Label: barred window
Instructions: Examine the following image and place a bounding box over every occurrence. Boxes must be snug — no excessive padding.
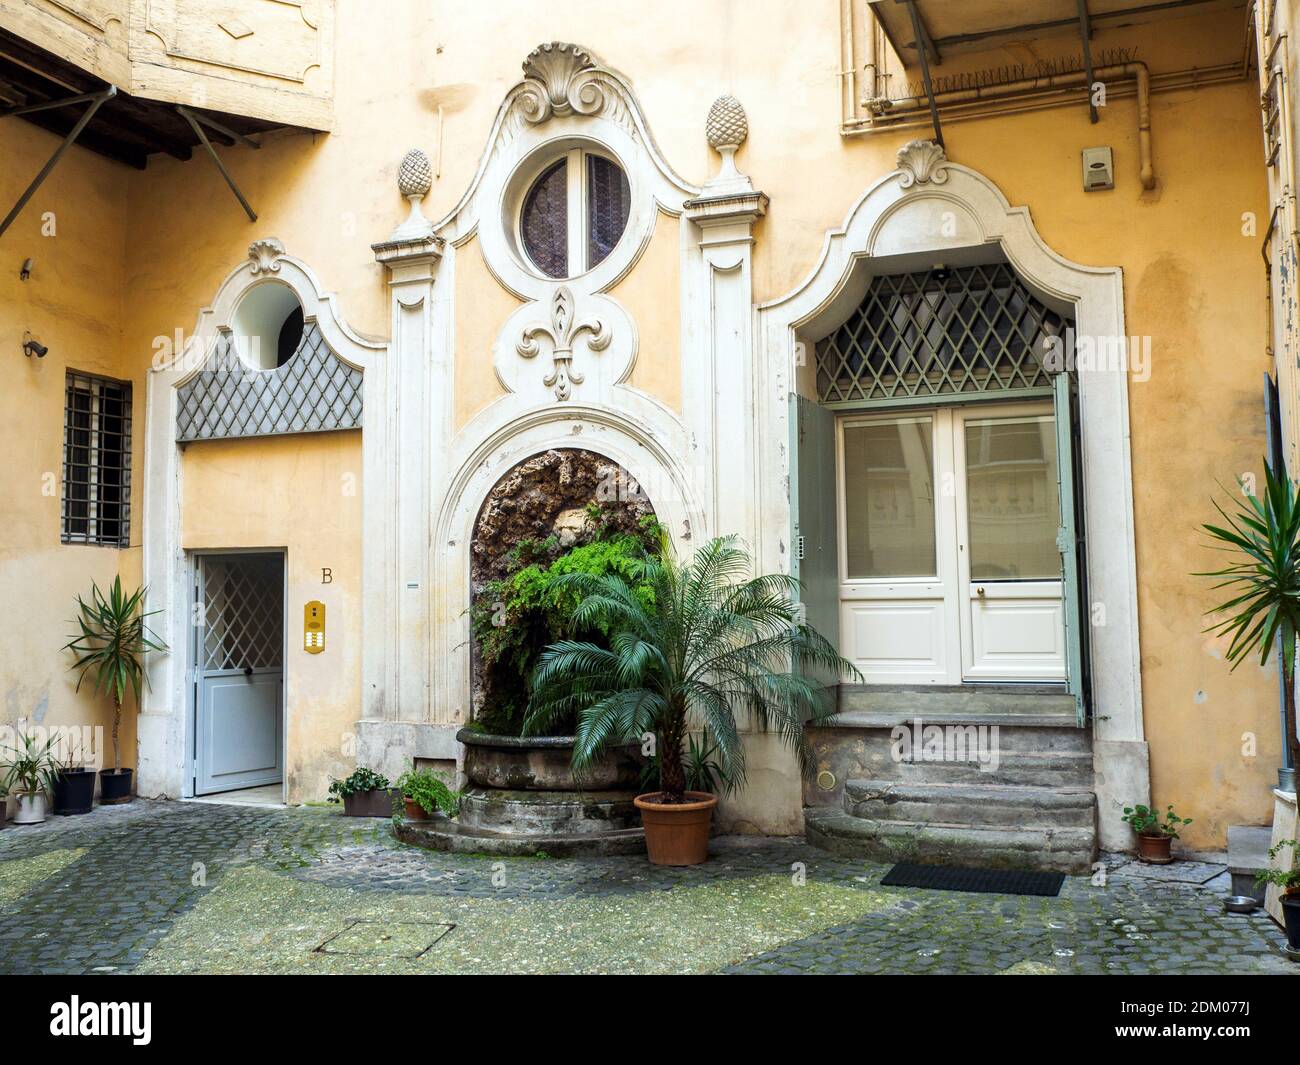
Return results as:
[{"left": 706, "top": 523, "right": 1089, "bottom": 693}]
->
[{"left": 62, "top": 371, "right": 132, "bottom": 546}]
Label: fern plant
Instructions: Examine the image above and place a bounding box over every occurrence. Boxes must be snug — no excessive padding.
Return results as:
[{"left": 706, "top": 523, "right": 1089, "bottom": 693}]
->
[
  {"left": 1199, "top": 462, "right": 1300, "bottom": 776},
  {"left": 525, "top": 535, "right": 859, "bottom": 803},
  {"left": 63, "top": 577, "right": 168, "bottom": 774}
]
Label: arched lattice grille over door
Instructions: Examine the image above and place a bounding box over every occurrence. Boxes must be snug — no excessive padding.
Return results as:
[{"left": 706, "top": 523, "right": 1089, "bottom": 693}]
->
[{"left": 814, "top": 263, "right": 1071, "bottom": 405}]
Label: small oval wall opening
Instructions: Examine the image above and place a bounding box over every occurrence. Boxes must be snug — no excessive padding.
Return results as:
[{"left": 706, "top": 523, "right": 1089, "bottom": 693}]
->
[{"left": 232, "top": 282, "right": 304, "bottom": 370}]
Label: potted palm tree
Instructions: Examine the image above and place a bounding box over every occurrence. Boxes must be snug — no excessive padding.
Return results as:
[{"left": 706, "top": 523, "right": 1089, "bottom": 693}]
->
[
  {"left": 63, "top": 577, "right": 168, "bottom": 805},
  {"left": 1199, "top": 462, "right": 1300, "bottom": 789},
  {"left": 526, "top": 535, "right": 857, "bottom": 866},
  {"left": 2, "top": 732, "right": 61, "bottom": 824}
]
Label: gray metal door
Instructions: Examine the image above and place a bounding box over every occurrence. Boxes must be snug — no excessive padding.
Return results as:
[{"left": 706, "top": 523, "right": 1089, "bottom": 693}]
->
[{"left": 195, "top": 553, "right": 283, "bottom": 794}]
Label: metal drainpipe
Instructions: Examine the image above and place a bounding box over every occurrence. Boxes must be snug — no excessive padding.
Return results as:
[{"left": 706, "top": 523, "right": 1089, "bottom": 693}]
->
[{"left": 864, "top": 62, "right": 1158, "bottom": 189}]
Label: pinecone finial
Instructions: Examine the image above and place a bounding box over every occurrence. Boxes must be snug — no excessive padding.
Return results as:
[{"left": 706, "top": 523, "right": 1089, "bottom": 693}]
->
[
  {"left": 706, "top": 94, "right": 748, "bottom": 152},
  {"left": 398, "top": 148, "right": 433, "bottom": 200}
]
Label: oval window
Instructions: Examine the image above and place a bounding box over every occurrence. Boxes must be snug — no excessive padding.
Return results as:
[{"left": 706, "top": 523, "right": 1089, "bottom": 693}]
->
[{"left": 519, "top": 149, "right": 630, "bottom": 279}]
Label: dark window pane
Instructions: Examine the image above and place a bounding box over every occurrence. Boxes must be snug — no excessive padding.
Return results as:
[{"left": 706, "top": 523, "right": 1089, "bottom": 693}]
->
[
  {"left": 587, "top": 154, "right": 629, "bottom": 268},
  {"left": 521, "top": 159, "right": 568, "bottom": 278}
]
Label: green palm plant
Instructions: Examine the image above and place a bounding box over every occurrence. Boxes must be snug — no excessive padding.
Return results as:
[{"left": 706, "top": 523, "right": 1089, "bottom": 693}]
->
[
  {"left": 1199, "top": 461, "right": 1300, "bottom": 773},
  {"left": 63, "top": 576, "right": 168, "bottom": 774},
  {"left": 524, "top": 535, "right": 859, "bottom": 802}
]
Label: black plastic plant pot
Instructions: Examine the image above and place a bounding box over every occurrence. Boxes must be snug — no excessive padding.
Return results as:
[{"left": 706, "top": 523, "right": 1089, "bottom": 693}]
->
[
  {"left": 99, "top": 768, "right": 134, "bottom": 805},
  {"left": 52, "top": 768, "right": 96, "bottom": 815},
  {"left": 1283, "top": 896, "right": 1300, "bottom": 951}
]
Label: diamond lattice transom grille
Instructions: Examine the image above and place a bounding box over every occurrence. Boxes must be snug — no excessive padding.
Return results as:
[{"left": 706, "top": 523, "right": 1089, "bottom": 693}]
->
[
  {"left": 201, "top": 555, "right": 283, "bottom": 672},
  {"left": 176, "top": 321, "right": 363, "bottom": 442},
  {"left": 814, "top": 263, "right": 1072, "bottom": 404}
]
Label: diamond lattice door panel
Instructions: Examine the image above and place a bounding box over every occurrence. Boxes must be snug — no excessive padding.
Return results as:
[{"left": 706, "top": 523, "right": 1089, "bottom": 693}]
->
[
  {"left": 196, "top": 553, "right": 283, "bottom": 795},
  {"left": 201, "top": 554, "right": 284, "bottom": 672},
  {"left": 176, "top": 322, "right": 363, "bottom": 442},
  {"left": 814, "top": 263, "right": 1072, "bottom": 405}
]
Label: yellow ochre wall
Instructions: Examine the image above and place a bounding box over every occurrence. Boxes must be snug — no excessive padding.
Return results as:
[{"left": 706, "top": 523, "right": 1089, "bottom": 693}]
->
[
  {"left": 179, "top": 433, "right": 362, "bottom": 801},
  {"left": 0, "top": 116, "right": 138, "bottom": 792},
  {"left": 0, "top": 0, "right": 1281, "bottom": 843}
]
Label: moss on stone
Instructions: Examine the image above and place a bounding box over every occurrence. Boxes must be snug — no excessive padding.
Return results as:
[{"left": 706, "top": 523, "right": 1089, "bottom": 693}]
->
[
  {"left": 137, "top": 865, "right": 894, "bottom": 974},
  {"left": 0, "top": 848, "right": 83, "bottom": 909}
]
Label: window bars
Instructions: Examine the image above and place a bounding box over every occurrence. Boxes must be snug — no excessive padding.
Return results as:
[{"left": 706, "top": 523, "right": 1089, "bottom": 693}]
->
[
  {"left": 814, "top": 262, "right": 1072, "bottom": 406},
  {"left": 62, "top": 371, "right": 132, "bottom": 546}
]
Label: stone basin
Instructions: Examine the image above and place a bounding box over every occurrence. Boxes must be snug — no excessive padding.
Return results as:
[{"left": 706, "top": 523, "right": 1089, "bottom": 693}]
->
[{"left": 457, "top": 728, "right": 643, "bottom": 791}]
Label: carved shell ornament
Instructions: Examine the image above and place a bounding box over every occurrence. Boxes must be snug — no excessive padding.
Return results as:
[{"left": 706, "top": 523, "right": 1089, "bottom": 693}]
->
[
  {"left": 516, "top": 286, "right": 611, "bottom": 401},
  {"left": 248, "top": 237, "right": 286, "bottom": 275},
  {"left": 518, "top": 41, "right": 606, "bottom": 124},
  {"left": 896, "top": 139, "right": 950, "bottom": 188}
]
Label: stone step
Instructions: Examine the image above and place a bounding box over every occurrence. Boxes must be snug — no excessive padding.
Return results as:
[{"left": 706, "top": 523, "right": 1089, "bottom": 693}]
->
[
  {"left": 842, "top": 779, "right": 1097, "bottom": 830},
  {"left": 836, "top": 685, "right": 1080, "bottom": 729},
  {"left": 395, "top": 817, "right": 646, "bottom": 857},
  {"left": 854, "top": 749, "right": 1094, "bottom": 788},
  {"left": 804, "top": 807, "right": 1095, "bottom": 875},
  {"left": 815, "top": 719, "right": 1092, "bottom": 755},
  {"left": 457, "top": 787, "right": 640, "bottom": 835}
]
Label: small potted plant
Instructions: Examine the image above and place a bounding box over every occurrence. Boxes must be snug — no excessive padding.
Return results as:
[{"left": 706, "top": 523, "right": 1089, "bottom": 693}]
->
[
  {"left": 395, "top": 767, "right": 460, "bottom": 821},
  {"left": 2, "top": 732, "right": 61, "bottom": 825},
  {"left": 63, "top": 577, "right": 168, "bottom": 805},
  {"left": 51, "top": 732, "right": 96, "bottom": 816},
  {"left": 327, "top": 767, "right": 400, "bottom": 817},
  {"left": 1122, "top": 803, "right": 1193, "bottom": 863},
  {"left": 1258, "top": 839, "right": 1300, "bottom": 950}
]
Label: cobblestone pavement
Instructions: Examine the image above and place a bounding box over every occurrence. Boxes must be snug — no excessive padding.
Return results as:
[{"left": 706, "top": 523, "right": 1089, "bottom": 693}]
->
[{"left": 0, "top": 800, "right": 1292, "bottom": 974}]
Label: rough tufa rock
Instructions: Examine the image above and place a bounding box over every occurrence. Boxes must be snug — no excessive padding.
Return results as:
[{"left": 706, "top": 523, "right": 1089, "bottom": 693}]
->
[
  {"left": 397, "top": 148, "right": 433, "bottom": 199},
  {"left": 470, "top": 448, "right": 654, "bottom": 591},
  {"left": 706, "top": 94, "right": 748, "bottom": 151},
  {"left": 469, "top": 449, "right": 656, "bottom": 722}
]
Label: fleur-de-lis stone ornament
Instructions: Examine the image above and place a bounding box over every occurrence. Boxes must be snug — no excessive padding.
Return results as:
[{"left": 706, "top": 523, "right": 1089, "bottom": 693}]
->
[{"left": 516, "top": 287, "right": 610, "bottom": 401}]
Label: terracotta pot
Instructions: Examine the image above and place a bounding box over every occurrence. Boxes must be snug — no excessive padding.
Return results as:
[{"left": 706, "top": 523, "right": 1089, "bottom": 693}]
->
[
  {"left": 403, "top": 797, "right": 431, "bottom": 821},
  {"left": 1136, "top": 832, "right": 1173, "bottom": 863},
  {"left": 634, "top": 791, "right": 717, "bottom": 866}
]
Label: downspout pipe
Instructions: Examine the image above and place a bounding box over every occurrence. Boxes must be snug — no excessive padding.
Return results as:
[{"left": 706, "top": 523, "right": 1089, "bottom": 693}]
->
[{"left": 868, "top": 62, "right": 1157, "bottom": 189}]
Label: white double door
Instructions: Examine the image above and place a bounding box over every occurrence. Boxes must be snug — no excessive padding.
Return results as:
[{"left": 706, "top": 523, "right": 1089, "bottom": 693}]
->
[{"left": 838, "top": 402, "right": 1066, "bottom": 684}]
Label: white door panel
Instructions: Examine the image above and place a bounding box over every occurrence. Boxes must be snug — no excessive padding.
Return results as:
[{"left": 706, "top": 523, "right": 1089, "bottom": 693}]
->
[
  {"left": 838, "top": 404, "right": 1066, "bottom": 688},
  {"left": 966, "top": 587, "right": 1065, "bottom": 679},
  {"left": 841, "top": 596, "right": 951, "bottom": 682}
]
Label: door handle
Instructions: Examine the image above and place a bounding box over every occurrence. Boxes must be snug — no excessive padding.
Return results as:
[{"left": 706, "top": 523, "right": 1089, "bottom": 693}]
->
[
  {"left": 243, "top": 666, "right": 253, "bottom": 677},
  {"left": 976, "top": 586, "right": 986, "bottom": 597}
]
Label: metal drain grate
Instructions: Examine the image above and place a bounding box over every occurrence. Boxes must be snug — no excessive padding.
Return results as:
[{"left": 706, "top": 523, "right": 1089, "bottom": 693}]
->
[{"left": 314, "top": 919, "right": 455, "bottom": 959}]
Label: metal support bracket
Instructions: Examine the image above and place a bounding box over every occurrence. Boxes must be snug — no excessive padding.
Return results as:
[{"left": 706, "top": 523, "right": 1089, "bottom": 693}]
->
[
  {"left": 902, "top": 0, "right": 945, "bottom": 147},
  {"left": 0, "top": 86, "right": 116, "bottom": 239},
  {"left": 176, "top": 104, "right": 260, "bottom": 222},
  {"left": 1077, "top": 0, "right": 1100, "bottom": 123}
]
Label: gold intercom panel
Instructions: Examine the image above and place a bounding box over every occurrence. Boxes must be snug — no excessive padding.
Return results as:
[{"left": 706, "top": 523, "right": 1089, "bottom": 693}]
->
[{"left": 304, "top": 601, "right": 325, "bottom": 654}]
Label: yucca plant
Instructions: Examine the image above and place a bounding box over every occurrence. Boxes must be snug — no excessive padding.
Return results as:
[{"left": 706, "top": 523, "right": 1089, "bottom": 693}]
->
[
  {"left": 1199, "top": 461, "right": 1300, "bottom": 773},
  {"left": 63, "top": 577, "right": 168, "bottom": 774},
  {"left": 524, "top": 535, "right": 858, "bottom": 802}
]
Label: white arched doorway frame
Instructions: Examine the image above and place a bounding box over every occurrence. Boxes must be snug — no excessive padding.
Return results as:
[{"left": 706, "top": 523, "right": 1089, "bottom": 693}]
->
[
  {"left": 754, "top": 145, "right": 1149, "bottom": 848},
  {"left": 137, "top": 239, "right": 386, "bottom": 799},
  {"left": 425, "top": 390, "right": 705, "bottom": 733}
]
